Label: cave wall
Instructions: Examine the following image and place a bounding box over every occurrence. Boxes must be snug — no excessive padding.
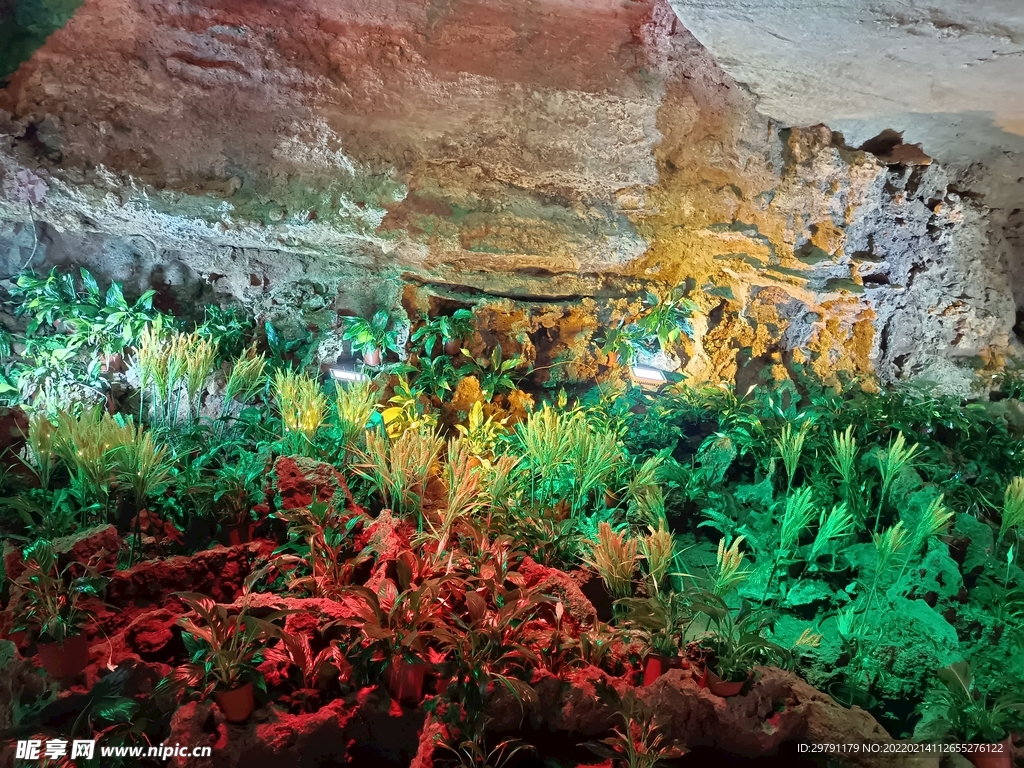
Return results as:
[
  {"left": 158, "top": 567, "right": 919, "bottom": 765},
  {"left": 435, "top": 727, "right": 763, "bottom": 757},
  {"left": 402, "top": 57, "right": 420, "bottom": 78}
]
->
[{"left": 0, "top": 0, "right": 1018, "bottom": 394}]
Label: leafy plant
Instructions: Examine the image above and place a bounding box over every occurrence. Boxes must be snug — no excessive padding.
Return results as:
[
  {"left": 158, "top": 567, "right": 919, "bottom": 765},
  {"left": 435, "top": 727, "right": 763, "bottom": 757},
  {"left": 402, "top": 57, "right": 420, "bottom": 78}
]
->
[
  {"left": 998, "top": 476, "right": 1024, "bottom": 548},
  {"left": 155, "top": 587, "right": 291, "bottom": 698},
  {"left": 197, "top": 305, "right": 254, "bottom": 361},
  {"left": 455, "top": 401, "right": 507, "bottom": 460},
  {"left": 356, "top": 423, "right": 444, "bottom": 526},
  {"left": 272, "top": 501, "right": 369, "bottom": 599},
  {"left": 632, "top": 288, "right": 699, "bottom": 355},
  {"left": 412, "top": 309, "right": 475, "bottom": 358},
  {"left": 583, "top": 522, "right": 638, "bottom": 600},
  {"left": 919, "top": 661, "right": 1024, "bottom": 744},
  {"left": 689, "top": 592, "right": 791, "bottom": 682},
  {"left": 342, "top": 309, "right": 404, "bottom": 361},
  {"left": 584, "top": 688, "right": 687, "bottom": 768},
  {"left": 273, "top": 368, "right": 328, "bottom": 453},
  {"left": 459, "top": 345, "right": 524, "bottom": 402},
  {"left": 616, "top": 591, "right": 690, "bottom": 658},
  {"left": 10, "top": 540, "right": 107, "bottom": 644}
]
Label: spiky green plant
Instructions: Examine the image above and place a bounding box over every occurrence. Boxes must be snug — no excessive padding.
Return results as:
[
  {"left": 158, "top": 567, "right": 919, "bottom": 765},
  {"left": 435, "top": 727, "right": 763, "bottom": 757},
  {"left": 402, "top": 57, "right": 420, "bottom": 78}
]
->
[
  {"left": 25, "top": 411, "right": 55, "bottom": 490},
  {"left": 712, "top": 536, "right": 748, "bottom": 596},
  {"left": 631, "top": 484, "right": 668, "bottom": 530},
  {"left": 116, "top": 425, "right": 172, "bottom": 514},
  {"left": 999, "top": 477, "right": 1024, "bottom": 547},
  {"left": 274, "top": 369, "right": 328, "bottom": 451},
  {"left": 184, "top": 334, "right": 218, "bottom": 414},
  {"left": 481, "top": 454, "right": 523, "bottom": 520},
  {"left": 763, "top": 486, "right": 816, "bottom": 603},
  {"left": 639, "top": 524, "right": 674, "bottom": 594},
  {"left": 568, "top": 423, "right": 623, "bottom": 513},
  {"left": 333, "top": 380, "right": 379, "bottom": 461},
  {"left": 223, "top": 343, "right": 267, "bottom": 405},
  {"left": 809, "top": 502, "right": 854, "bottom": 563},
  {"left": 356, "top": 423, "right": 444, "bottom": 528},
  {"left": 873, "top": 432, "right": 920, "bottom": 534},
  {"left": 623, "top": 454, "right": 664, "bottom": 506},
  {"left": 859, "top": 521, "right": 910, "bottom": 632},
  {"left": 583, "top": 522, "right": 638, "bottom": 600},
  {"left": 52, "top": 408, "right": 134, "bottom": 520},
  {"left": 828, "top": 425, "right": 859, "bottom": 506},
  {"left": 774, "top": 420, "right": 811, "bottom": 490},
  {"left": 912, "top": 494, "right": 954, "bottom": 553},
  {"left": 423, "top": 438, "right": 487, "bottom": 557}
]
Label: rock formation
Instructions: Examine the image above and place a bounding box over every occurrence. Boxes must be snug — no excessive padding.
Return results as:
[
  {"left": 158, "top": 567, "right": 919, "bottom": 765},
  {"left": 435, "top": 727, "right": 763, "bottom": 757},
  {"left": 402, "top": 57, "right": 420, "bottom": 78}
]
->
[{"left": 0, "top": 0, "right": 1020, "bottom": 394}]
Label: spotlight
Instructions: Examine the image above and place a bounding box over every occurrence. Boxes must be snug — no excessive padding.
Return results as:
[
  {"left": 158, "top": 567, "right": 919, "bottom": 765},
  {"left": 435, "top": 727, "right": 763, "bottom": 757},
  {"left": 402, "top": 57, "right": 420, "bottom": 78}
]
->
[
  {"left": 630, "top": 365, "right": 668, "bottom": 384},
  {"left": 328, "top": 367, "right": 370, "bottom": 383}
]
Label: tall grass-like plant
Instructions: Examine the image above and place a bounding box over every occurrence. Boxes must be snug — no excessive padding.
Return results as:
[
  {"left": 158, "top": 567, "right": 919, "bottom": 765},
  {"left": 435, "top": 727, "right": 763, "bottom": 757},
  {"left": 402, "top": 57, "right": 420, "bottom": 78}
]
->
[
  {"left": 774, "top": 420, "right": 811, "bottom": 490},
  {"left": 639, "top": 524, "right": 674, "bottom": 594},
  {"left": 809, "top": 502, "right": 854, "bottom": 563},
  {"left": 356, "top": 424, "right": 444, "bottom": 528},
  {"left": 273, "top": 369, "right": 328, "bottom": 453},
  {"left": 763, "top": 487, "right": 816, "bottom": 603},
  {"left": 631, "top": 485, "right": 668, "bottom": 530},
  {"left": 873, "top": 432, "right": 920, "bottom": 534},
  {"left": 712, "top": 536, "right": 748, "bottom": 596},
  {"left": 117, "top": 425, "right": 173, "bottom": 563},
  {"left": 858, "top": 521, "right": 910, "bottom": 633},
  {"left": 52, "top": 408, "right": 134, "bottom": 521},
  {"left": 333, "top": 381, "right": 379, "bottom": 461},
  {"left": 583, "top": 522, "right": 638, "bottom": 600},
  {"left": 223, "top": 343, "right": 267, "bottom": 406},
  {"left": 998, "top": 477, "right": 1024, "bottom": 548},
  {"left": 568, "top": 424, "right": 622, "bottom": 513},
  {"left": 829, "top": 426, "right": 859, "bottom": 508},
  {"left": 184, "top": 335, "right": 218, "bottom": 415},
  {"left": 421, "top": 438, "right": 487, "bottom": 558},
  {"left": 25, "top": 411, "right": 55, "bottom": 490}
]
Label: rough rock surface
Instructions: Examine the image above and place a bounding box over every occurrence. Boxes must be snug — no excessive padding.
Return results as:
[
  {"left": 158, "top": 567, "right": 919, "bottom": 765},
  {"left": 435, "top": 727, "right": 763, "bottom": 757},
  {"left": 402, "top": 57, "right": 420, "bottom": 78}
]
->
[{"left": 0, "top": 0, "right": 1019, "bottom": 394}]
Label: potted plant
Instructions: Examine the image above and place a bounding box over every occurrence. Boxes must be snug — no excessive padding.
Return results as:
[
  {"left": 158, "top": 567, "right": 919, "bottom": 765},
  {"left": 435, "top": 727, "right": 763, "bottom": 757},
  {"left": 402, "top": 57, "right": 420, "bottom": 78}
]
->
[
  {"left": 454, "top": 401, "right": 508, "bottom": 467},
  {"left": 342, "top": 309, "right": 403, "bottom": 366},
  {"left": 155, "top": 590, "right": 292, "bottom": 722},
  {"left": 594, "top": 321, "right": 639, "bottom": 368},
  {"left": 616, "top": 593, "right": 689, "bottom": 686},
  {"left": 412, "top": 309, "right": 476, "bottom": 358},
  {"left": 10, "top": 540, "right": 107, "bottom": 680},
  {"left": 689, "top": 592, "right": 791, "bottom": 697},
  {"left": 918, "top": 660, "right": 1024, "bottom": 768},
  {"left": 342, "top": 577, "right": 454, "bottom": 705},
  {"left": 211, "top": 451, "right": 266, "bottom": 545},
  {"left": 633, "top": 288, "right": 699, "bottom": 357}
]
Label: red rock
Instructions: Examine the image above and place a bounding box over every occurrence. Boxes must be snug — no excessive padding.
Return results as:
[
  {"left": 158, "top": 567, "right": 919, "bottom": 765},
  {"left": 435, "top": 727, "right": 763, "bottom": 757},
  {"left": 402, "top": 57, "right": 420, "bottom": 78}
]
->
[
  {"left": 273, "top": 456, "right": 352, "bottom": 511},
  {"left": 520, "top": 557, "right": 598, "bottom": 629},
  {"left": 3, "top": 524, "right": 120, "bottom": 582}
]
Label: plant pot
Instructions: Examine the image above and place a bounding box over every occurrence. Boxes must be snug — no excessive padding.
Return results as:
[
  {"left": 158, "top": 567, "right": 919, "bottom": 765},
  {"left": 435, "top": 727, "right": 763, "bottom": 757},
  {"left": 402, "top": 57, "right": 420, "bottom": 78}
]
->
[
  {"left": 466, "top": 455, "right": 483, "bottom": 471},
  {"left": 604, "top": 490, "right": 619, "bottom": 508},
  {"left": 223, "top": 521, "right": 253, "bottom": 546},
  {"left": 38, "top": 634, "right": 90, "bottom": 680},
  {"left": 827, "top": 681, "right": 877, "bottom": 710},
  {"left": 965, "top": 739, "right": 1013, "bottom": 768},
  {"left": 606, "top": 351, "right": 619, "bottom": 367},
  {"left": 386, "top": 660, "right": 428, "bottom": 704},
  {"left": 699, "top": 667, "right": 745, "bottom": 697},
  {"left": 444, "top": 338, "right": 463, "bottom": 356},
  {"left": 214, "top": 682, "right": 255, "bottom": 723},
  {"left": 362, "top": 348, "right": 382, "bottom": 367},
  {"left": 642, "top": 654, "right": 669, "bottom": 686}
]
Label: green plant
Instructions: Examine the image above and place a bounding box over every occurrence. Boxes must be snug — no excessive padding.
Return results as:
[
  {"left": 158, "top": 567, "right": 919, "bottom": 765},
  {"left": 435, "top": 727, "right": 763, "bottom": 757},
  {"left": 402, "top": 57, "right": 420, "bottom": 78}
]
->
[
  {"left": 808, "top": 502, "right": 854, "bottom": 565},
  {"left": 273, "top": 368, "right": 328, "bottom": 453},
  {"left": 998, "top": 476, "right": 1024, "bottom": 548},
  {"left": 332, "top": 380, "right": 378, "bottom": 461},
  {"left": 616, "top": 591, "right": 690, "bottom": 658},
  {"left": 638, "top": 524, "right": 675, "bottom": 594},
  {"left": 154, "top": 586, "right": 291, "bottom": 698},
  {"left": 342, "top": 309, "right": 404, "bottom": 361},
  {"left": 689, "top": 592, "right": 792, "bottom": 682},
  {"left": 762, "top": 486, "right": 816, "bottom": 603},
  {"left": 455, "top": 401, "right": 507, "bottom": 459},
  {"left": 595, "top": 321, "right": 641, "bottom": 367},
  {"left": 436, "top": 731, "right": 534, "bottom": 768},
  {"left": 381, "top": 377, "right": 436, "bottom": 438},
  {"left": 23, "top": 410, "right": 55, "bottom": 490},
  {"left": 919, "top": 661, "right": 1024, "bottom": 744},
  {"left": 197, "top": 305, "right": 254, "bottom": 361},
  {"left": 355, "top": 423, "right": 444, "bottom": 526},
  {"left": 774, "top": 420, "right": 811, "bottom": 491},
  {"left": 711, "top": 536, "right": 749, "bottom": 596},
  {"left": 412, "top": 309, "right": 475, "bottom": 358},
  {"left": 10, "top": 540, "right": 107, "bottom": 644},
  {"left": 210, "top": 451, "right": 266, "bottom": 527},
  {"left": 223, "top": 343, "right": 267, "bottom": 406},
  {"left": 415, "top": 354, "right": 460, "bottom": 400},
  {"left": 584, "top": 688, "right": 687, "bottom": 768},
  {"left": 583, "top": 522, "right": 638, "bottom": 600},
  {"left": 459, "top": 345, "right": 524, "bottom": 401},
  {"left": 52, "top": 407, "right": 134, "bottom": 520},
  {"left": 632, "top": 288, "right": 699, "bottom": 355},
  {"left": 272, "top": 500, "right": 370, "bottom": 599},
  {"left": 873, "top": 432, "right": 920, "bottom": 534},
  {"left": 828, "top": 426, "right": 859, "bottom": 504}
]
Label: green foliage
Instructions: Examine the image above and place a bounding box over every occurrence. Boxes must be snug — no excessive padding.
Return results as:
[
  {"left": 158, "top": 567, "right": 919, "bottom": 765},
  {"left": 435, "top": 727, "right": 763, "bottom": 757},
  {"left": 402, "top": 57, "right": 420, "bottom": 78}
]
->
[
  {"left": 10, "top": 539, "right": 107, "bottom": 643},
  {"left": 459, "top": 345, "right": 525, "bottom": 401},
  {"left": 342, "top": 309, "right": 404, "bottom": 360},
  {"left": 919, "top": 660, "right": 1024, "bottom": 743},
  {"left": 411, "top": 309, "right": 475, "bottom": 358},
  {"left": 583, "top": 688, "right": 687, "bottom": 768},
  {"left": 689, "top": 592, "right": 792, "bottom": 682},
  {"left": 197, "top": 305, "right": 254, "bottom": 361}
]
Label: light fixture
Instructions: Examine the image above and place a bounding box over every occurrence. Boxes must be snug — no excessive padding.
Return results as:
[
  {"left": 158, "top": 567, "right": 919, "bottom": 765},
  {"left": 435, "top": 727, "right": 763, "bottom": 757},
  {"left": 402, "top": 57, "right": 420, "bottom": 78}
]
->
[
  {"left": 328, "top": 367, "right": 370, "bottom": 383},
  {"left": 630, "top": 365, "right": 668, "bottom": 384}
]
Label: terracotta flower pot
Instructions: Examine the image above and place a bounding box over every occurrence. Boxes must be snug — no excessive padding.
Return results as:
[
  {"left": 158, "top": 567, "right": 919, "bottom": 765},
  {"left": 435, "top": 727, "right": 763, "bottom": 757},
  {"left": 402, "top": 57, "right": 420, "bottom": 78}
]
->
[
  {"left": 38, "top": 634, "right": 90, "bottom": 680},
  {"left": 224, "top": 521, "right": 253, "bottom": 546},
  {"left": 444, "top": 338, "right": 463, "bottom": 356},
  {"left": 386, "top": 660, "right": 428, "bottom": 704},
  {"left": 606, "top": 351, "right": 619, "bottom": 367},
  {"left": 466, "top": 455, "right": 483, "bottom": 471},
  {"left": 214, "top": 682, "right": 255, "bottom": 723},
  {"left": 363, "top": 348, "right": 382, "bottom": 367},
  {"left": 604, "top": 489, "right": 619, "bottom": 508},
  {"left": 642, "top": 654, "right": 670, "bottom": 686},
  {"left": 699, "top": 667, "right": 745, "bottom": 697},
  {"left": 966, "top": 739, "right": 1013, "bottom": 768}
]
